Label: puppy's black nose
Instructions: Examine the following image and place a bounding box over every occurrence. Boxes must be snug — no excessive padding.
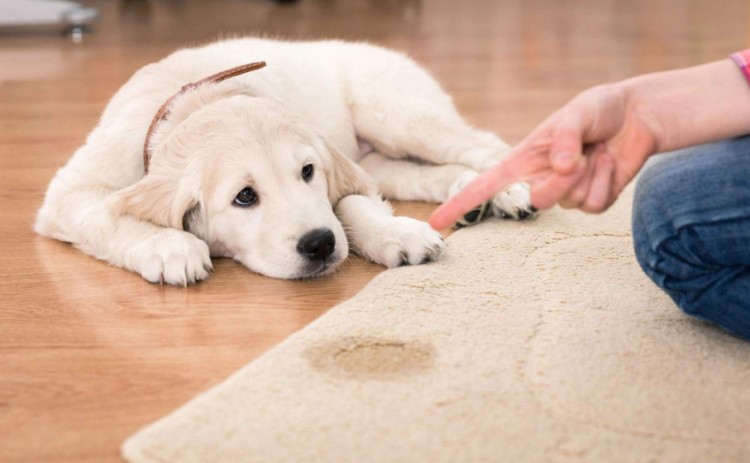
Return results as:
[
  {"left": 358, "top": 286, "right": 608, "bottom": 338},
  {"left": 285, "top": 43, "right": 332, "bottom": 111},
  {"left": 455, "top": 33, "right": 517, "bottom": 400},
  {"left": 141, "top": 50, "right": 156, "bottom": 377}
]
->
[{"left": 297, "top": 228, "right": 336, "bottom": 261}]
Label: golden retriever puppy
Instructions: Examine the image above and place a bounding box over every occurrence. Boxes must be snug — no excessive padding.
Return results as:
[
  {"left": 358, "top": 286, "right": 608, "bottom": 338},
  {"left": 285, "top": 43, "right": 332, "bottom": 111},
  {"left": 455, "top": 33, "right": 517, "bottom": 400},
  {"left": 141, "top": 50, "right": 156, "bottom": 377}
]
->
[{"left": 35, "top": 38, "right": 534, "bottom": 285}]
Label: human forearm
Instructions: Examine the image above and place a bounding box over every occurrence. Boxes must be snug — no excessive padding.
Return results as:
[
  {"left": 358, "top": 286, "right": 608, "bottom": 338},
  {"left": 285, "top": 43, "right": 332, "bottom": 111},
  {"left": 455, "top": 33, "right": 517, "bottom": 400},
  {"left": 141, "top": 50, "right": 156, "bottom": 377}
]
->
[{"left": 624, "top": 59, "right": 750, "bottom": 153}]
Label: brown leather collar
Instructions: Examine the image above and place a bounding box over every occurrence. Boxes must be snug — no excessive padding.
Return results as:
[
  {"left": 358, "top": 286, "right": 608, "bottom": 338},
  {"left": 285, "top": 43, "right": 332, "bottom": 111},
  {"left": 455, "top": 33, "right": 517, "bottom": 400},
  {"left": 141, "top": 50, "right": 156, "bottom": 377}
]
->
[{"left": 142, "top": 61, "right": 267, "bottom": 174}]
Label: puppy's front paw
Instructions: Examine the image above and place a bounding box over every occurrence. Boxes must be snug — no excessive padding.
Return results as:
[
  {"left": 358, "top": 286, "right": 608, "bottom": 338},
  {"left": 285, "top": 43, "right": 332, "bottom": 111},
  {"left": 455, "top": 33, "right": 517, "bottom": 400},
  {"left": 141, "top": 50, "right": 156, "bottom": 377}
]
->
[
  {"left": 362, "top": 217, "right": 444, "bottom": 268},
  {"left": 490, "top": 182, "right": 537, "bottom": 221},
  {"left": 132, "top": 229, "right": 212, "bottom": 286}
]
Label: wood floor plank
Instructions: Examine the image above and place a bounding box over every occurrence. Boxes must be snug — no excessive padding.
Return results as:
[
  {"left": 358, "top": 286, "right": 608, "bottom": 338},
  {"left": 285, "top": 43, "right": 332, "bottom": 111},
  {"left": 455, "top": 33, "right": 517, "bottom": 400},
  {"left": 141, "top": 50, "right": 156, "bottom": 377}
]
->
[{"left": 1, "top": 0, "right": 747, "bottom": 461}]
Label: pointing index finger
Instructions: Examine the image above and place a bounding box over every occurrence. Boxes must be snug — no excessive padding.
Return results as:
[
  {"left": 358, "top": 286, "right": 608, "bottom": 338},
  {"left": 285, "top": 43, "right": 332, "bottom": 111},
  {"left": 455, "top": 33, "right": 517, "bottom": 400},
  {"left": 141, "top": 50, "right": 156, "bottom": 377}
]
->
[
  {"left": 428, "top": 159, "right": 519, "bottom": 230},
  {"left": 428, "top": 140, "right": 552, "bottom": 230}
]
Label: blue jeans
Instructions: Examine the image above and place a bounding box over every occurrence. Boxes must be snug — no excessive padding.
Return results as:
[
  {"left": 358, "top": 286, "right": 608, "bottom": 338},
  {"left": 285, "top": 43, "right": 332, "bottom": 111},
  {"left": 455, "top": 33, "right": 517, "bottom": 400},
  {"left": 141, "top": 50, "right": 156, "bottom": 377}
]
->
[{"left": 632, "top": 136, "right": 750, "bottom": 340}]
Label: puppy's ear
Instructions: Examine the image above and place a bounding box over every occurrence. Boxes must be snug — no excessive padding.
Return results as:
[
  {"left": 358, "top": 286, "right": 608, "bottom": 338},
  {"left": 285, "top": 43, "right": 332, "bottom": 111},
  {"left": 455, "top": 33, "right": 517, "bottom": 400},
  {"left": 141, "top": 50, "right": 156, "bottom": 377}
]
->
[
  {"left": 111, "top": 174, "right": 202, "bottom": 232},
  {"left": 321, "top": 141, "right": 378, "bottom": 204},
  {"left": 181, "top": 201, "right": 207, "bottom": 237}
]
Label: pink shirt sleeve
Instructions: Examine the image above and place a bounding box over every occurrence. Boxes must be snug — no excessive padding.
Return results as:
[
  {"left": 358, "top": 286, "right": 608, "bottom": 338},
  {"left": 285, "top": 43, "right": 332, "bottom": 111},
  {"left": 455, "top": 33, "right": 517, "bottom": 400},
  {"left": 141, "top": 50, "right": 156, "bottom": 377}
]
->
[{"left": 730, "top": 49, "right": 750, "bottom": 85}]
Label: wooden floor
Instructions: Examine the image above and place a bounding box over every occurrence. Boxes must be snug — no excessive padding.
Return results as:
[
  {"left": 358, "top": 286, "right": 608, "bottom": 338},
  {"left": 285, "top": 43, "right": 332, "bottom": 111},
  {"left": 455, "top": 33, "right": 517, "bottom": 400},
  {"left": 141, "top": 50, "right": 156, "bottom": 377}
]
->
[{"left": 1, "top": 0, "right": 747, "bottom": 461}]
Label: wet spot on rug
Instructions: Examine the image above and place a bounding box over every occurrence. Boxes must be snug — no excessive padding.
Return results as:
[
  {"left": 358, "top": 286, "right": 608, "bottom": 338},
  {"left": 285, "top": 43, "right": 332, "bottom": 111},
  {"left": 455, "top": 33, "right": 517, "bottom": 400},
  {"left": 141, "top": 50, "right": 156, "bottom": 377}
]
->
[{"left": 306, "top": 337, "right": 434, "bottom": 380}]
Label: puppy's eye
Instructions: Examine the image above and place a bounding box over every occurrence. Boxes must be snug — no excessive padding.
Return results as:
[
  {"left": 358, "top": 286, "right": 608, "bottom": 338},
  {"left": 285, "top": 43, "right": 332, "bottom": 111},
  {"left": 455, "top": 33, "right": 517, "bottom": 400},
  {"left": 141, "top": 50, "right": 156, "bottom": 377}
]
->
[
  {"left": 234, "top": 187, "right": 258, "bottom": 207},
  {"left": 301, "top": 163, "right": 314, "bottom": 182}
]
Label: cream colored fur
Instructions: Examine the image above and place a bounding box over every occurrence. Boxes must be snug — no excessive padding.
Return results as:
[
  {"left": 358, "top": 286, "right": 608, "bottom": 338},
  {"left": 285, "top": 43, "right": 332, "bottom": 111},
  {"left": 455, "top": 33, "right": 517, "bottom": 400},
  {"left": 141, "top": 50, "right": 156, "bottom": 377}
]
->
[{"left": 35, "top": 38, "right": 533, "bottom": 285}]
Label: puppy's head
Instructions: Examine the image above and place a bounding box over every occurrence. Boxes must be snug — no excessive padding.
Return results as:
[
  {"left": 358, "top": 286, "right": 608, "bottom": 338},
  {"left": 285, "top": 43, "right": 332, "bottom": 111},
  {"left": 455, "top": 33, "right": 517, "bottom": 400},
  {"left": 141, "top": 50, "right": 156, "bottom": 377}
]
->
[{"left": 113, "top": 94, "right": 374, "bottom": 279}]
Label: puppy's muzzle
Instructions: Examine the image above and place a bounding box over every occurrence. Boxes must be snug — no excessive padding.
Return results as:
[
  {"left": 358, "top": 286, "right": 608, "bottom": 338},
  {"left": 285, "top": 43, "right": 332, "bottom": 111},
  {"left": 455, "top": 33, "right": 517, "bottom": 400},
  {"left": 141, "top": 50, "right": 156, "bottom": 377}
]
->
[{"left": 297, "top": 228, "right": 336, "bottom": 262}]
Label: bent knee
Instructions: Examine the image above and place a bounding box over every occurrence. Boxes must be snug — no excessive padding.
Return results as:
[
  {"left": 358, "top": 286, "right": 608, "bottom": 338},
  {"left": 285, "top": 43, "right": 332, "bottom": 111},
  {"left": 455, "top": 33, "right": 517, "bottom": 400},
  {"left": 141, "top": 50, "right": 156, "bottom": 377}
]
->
[{"left": 632, "top": 185, "right": 750, "bottom": 339}]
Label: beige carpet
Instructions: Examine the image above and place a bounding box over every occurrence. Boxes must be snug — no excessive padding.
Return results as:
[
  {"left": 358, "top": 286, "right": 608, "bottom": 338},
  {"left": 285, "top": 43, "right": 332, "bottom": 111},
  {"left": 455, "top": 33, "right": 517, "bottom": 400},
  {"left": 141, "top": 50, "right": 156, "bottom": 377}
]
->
[{"left": 122, "top": 187, "right": 750, "bottom": 463}]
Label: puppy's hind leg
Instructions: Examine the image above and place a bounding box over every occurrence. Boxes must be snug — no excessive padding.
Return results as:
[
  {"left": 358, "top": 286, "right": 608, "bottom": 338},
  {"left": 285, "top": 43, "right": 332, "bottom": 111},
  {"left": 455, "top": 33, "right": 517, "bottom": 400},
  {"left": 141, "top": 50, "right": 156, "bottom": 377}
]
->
[
  {"left": 353, "top": 96, "right": 508, "bottom": 173},
  {"left": 352, "top": 97, "right": 536, "bottom": 221}
]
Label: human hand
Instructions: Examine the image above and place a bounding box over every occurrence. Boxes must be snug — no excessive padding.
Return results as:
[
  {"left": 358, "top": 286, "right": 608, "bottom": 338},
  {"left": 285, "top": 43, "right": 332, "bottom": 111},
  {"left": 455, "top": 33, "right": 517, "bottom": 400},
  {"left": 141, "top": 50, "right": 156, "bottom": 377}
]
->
[{"left": 429, "top": 82, "right": 660, "bottom": 229}]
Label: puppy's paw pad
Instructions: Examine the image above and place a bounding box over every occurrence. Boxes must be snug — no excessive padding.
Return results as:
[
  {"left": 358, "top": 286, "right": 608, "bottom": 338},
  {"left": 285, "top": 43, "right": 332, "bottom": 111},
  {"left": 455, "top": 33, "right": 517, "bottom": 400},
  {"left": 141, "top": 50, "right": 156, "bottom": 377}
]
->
[
  {"left": 134, "top": 230, "right": 212, "bottom": 286},
  {"left": 453, "top": 201, "right": 490, "bottom": 229},
  {"left": 491, "top": 182, "right": 537, "bottom": 221}
]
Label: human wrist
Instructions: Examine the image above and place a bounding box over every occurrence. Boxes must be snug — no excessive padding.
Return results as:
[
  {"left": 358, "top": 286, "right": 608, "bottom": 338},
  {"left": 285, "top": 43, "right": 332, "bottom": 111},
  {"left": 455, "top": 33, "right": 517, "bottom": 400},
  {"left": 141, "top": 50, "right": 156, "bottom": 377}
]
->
[
  {"left": 622, "top": 60, "right": 750, "bottom": 153},
  {"left": 618, "top": 75, "right": 666, "bottom": 153}
]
